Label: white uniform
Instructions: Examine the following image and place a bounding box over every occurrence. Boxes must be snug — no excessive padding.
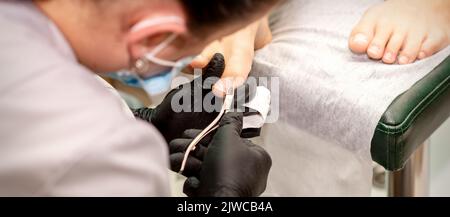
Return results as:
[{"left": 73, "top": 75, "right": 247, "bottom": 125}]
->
[{"left": 0, "top": 1, "right": 170, "bottom": 196}]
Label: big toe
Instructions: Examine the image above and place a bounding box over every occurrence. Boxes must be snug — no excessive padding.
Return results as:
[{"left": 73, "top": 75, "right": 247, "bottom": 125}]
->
[{"left": 349, "top": 33, "right": 371, "bottom": 54}]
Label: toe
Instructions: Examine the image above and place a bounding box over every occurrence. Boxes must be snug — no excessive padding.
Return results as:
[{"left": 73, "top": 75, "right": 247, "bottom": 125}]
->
[
  {"left": 349, "top": 33, "right": 372, "bottom": 54},
  {"left": 419, "top": 31, "right": 449, "bottom": 60},
  {"left": 382, "top": 31, "right": 406, "bottom": 64},
  {"left": 349, "top": 11, "right": 377, "bottom": 54},
  {"left": 399, "top": 31, "right": 426, "bottom": 64},
  {"left": 367, "top": 23, "right": 393, "bottom": 60}
]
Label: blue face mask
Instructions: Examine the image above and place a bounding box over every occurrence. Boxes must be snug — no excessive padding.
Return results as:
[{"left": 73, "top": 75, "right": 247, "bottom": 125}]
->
[
  {"left": 107, "top": 16, "right": 194, "bottom": 97},
  {"left": 108, "top": 55, "right": 194, "bottom": 96}
]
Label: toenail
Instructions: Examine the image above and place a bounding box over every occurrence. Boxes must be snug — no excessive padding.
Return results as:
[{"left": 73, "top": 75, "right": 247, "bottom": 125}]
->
[
  {"left": 383, "top": 52, "right": 393, "bottom": 62},
  {"left": 399, "top": 55, "right": 409, "bottom": 64},
  {"left": 353, "top": 33, "right": 368, "bottom": 45},
  {"left": 418, "top": 51, "right": 426, "bottom": 59},
  {"left": 368, "top": 45, "right": 380, "bottom": 56}
]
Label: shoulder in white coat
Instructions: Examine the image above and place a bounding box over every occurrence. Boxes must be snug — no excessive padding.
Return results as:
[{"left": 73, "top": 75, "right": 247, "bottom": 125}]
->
[{"left": 0, "top": 1, "right": 170, "bottom": 196}]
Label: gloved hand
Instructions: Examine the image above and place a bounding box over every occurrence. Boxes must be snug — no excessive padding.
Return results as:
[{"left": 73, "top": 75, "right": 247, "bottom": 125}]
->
[
  {"left": 169, "top": 112, "right": 272, "bottom": 197},
  {"left": 132, "top": 54, "right": 256, "bottom": 143}
]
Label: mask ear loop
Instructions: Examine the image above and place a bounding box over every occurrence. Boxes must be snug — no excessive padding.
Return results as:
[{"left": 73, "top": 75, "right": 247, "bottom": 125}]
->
[
  {"left": 130, "top": 16, "right": 183, "bottom": 71},
  {"left": 143, "top": 33, "right": 178, "bottom": 67},
  {"left": 133, "top": 33, "right": 178, "bottom": 74}
]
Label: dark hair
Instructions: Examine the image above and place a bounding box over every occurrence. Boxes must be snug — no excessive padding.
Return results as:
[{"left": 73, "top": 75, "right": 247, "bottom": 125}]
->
[{"left": 180, "top": 0, "right": 280, "bottom": 31}]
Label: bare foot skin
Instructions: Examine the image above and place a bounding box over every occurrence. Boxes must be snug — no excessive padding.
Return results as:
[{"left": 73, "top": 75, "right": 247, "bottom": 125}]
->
[
  {"left": 349, "top": 0, "right": 450, "bottom": 64},
  {"left": 190, "top": 16, "right": 272, "bottom": 96}
]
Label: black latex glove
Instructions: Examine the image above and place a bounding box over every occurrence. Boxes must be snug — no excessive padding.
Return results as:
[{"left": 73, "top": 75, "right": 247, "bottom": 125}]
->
[
  {"left": 132, "top": 53, "right": 256, "bottom": 143},
  {"left": 170, "top": 112, "right": 272, "bottom": 197}
]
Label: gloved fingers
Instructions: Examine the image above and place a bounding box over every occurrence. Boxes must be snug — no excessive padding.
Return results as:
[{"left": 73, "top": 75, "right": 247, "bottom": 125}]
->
[
  {"left": 218, "top": 112, "right": 244, "bottom": 134},
  {"left": 192, "top": 53, "right": 224, "bottom": 100},
  {"left": 169, "top": 138, "right": 208, "bottom": 160},
  {"left": 190, "top": 41, "right": 224, "bottom": 69},
  {"left": 131, "top": 107, "right": 154, "bottom": 123},
  {"left": 169, "top": 138, "right": 192, "bottom": 153},
  {"left": 182, "top": 129, "right": 201, "bottom": 138},
  {"left": 243, "top": 140, "right": 272, "bottom": 169},
  {"left": 183, "top": 176, "right": 201, "bottom": 197},
  {"left": 183, "top": 129, "right": 215, "bottom": 146},
  {"left": 170, "top": 153, "right": 203, "bottom": 177},
  {"left": 201, "top": 53, "right": 225, "bottom": 85}
]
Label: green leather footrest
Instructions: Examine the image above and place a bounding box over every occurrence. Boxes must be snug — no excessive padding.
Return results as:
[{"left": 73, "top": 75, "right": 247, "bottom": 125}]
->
[{"left": 371, "top": 55, "right": 450, "bottom": 171}]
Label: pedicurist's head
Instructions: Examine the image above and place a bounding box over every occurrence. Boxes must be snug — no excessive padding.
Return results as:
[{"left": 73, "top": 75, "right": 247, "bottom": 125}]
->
[{"left": 34, "top": 0, "right": 281, "bottom": 76}]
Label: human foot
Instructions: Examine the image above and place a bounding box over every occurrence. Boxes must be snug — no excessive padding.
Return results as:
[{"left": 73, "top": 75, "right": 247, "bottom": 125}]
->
[{"left": 349, "top": 0, "right": 450, "bottom": 64}]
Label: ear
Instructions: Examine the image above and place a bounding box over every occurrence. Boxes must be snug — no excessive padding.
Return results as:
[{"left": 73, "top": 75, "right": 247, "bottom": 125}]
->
[{"left": 127, "top": 15, "right": 188, "bottom": 60}]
